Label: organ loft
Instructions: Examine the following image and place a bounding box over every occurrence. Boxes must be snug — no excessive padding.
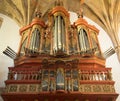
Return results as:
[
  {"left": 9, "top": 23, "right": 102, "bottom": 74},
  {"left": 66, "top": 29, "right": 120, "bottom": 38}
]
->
[{"left": 1, "top": 0, "right": 118, "bottom": 101}]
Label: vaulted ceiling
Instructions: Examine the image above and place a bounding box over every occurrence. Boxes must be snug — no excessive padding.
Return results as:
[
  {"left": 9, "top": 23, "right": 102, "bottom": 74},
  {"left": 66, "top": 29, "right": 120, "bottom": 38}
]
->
[{"left": 0, "top": 0, "right": 120, "bottom": 62}]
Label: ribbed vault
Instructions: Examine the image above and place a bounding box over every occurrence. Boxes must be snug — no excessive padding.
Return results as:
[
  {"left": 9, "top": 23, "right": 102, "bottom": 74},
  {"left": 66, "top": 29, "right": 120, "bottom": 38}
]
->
[{"left": 0, "top": 17, "right": 3, "bottom": 28}]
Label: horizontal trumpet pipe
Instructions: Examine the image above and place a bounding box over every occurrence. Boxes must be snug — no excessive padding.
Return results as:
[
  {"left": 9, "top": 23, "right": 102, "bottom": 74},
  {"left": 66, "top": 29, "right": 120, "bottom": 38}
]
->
[
  {"left": 4, "top": 50, "right": 16, "bottom": 59},
  {"left": 3, "top": 51, "right": 15, "bottom": 59},
  {"left": 7, "top": 46, "right": 17, "bottom": 55},
  {"left": 5, "top": 48, "right": 17, "bottom": 57}
]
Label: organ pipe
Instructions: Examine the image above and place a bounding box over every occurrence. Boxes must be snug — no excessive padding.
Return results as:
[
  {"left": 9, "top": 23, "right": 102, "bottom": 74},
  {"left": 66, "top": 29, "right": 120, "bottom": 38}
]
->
[
  {"left": 20, "top": 37, "right": 27, "bottom": 55},
  {"left": 29, "top": 28, "right": 41, "bottom": 53},
  {"left": 61, "top": 18, "right": 65, "bottom": 51},
  {"left": 29, "top": 30, "right": 34, "bottom": 51},
  {"left": 34, "top": 29, "right": 38, "bottom": 51},
  {"left": 103, "top": 47, "right": 115, "bottom": 58},
  {"left": 82, "top": 29, "right": 86, "bottom": 52},
  {"left": 78, "top": 28, "right": 90, "bottom": 53},
  {"left": 3, "top": 46, "right": 17, "bottom": 59},
  {"left": 40, "top": 29, "right": 44, "bottom": 53},
  {"left": 53, "top": 16, "right": 58, "bottom": 52},
  {"left": 37, "top": 31, "right": 40, "bottom": 51},
  {"left": 5, "top": 49, "right": 16, "bottom": 58},
  {"left": 84, "top": 33, "right": 90, "bottom": 51},
  {"left": 7, "top": 46, "right": 17, "bottom": 56},
  {"left": 57, "top": 15, "right": 62, "bottom": 50},
  {"left": 35, "top": 29, "right": 40, "bottom": 52},
  {"left": 78, "top": 29, "right": 84, "bottom": 52},
  {"left": 80, "top": 29, "right": 84, "bottom": 51},
  {"left": 32, "top": 29, "right": 37, "bottom": 51},
  {"left": 53, "top": 15, "right": 66, "bottom": 53},
  {"left": 3, "top": 51, "right": 14, "bottom": 59}
]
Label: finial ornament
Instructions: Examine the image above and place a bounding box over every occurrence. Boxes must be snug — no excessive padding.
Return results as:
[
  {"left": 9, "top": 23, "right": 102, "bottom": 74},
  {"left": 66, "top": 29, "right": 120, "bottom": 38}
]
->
[
  {"left": 80, "top": 0, "right": 84, "bottom": 5},
  {"left": 35, "top": 10, "right": 42, "bottom": 18},
  {"left": 55, "top": 0, "right": 63, "bottom": 6},
  {"left": 77, "top": 8, "right": 83, "bottom": 18}
]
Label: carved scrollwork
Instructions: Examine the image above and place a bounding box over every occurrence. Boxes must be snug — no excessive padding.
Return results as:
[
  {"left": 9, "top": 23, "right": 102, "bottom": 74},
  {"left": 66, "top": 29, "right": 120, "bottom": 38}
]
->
[
  {"left": 72, "top": 59, "right": 79, "bottom": 68},
  {"left": 93, "top": 85, "right": 101, "bottom": 92},
  {"left": 84, "top": 85, "right": 91, "bottom": 92},
  {"left": 19, "top": 85, "right": 27, "bottom": 92},
  {"left": 42, "top": 59, "right": 48, "bottom": 68},
  {"left": 9, "top": 85, "right": 17, "bottom": 92},
  {"left": 29, "top": 85, "right": 36, "bottom": 92}
]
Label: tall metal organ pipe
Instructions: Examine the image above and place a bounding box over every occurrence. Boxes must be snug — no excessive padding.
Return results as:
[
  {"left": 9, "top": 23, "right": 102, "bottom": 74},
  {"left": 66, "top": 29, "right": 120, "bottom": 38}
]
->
[
  {"left": 84, "top": 32, "right": 90, "bottom": 51},
  {"left": 53, "top": 15, "right": 66, "bottom": 53},
  {"left": 78, "top": 29, "right": 85, "bottom": 52},
  {"left": 61, "top": 18, "right": 65, "bottom": 51},
  {"left": 30, "top": 30, "right": 35, "bottom": 51},
  {"left": 81, "top": 29, "right": 86, "bottom": 52},
  {"left": 34, "top": 29, "right": 40, "bottom": 52},
  {"left": 53, "top": 16, "right": 58, "bottom": 52},
  {"left": 29, "top": 28, "right": 40, "bottom": 53},
  {"left": 34, "top": 30, "right": 38, "bottom": 51},
  {"left": 57, "top": 16, "right": 62, "bottom": 50},
  {"left": 78, "top": 29, "right": 90, "bottom": 53}
]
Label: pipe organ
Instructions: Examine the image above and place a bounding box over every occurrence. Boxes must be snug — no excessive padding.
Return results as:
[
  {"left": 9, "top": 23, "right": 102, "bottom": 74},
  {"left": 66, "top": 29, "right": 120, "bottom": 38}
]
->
[
  {"left": 6, "top": 1, "right": 103, "bottom": 57},
  {"left": 2, "top": 0, "right": 118, "bottom": 101},
  {"left": 15, "top": 6, "right": 104, "bottom": 57}
]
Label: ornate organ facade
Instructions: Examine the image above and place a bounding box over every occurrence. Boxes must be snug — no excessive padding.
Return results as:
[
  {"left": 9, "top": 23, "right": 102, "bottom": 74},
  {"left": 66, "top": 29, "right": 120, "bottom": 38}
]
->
[{"left": 1, "top": 1, "right": 118, "bottom": 101}]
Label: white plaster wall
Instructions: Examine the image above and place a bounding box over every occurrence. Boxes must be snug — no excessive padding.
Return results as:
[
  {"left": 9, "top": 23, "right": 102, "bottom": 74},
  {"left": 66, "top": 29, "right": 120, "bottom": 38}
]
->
[
  {"left": 0, "top": 12, "right": 120, "bottom": 101},
  {"left": 97, "top": 20, "right": 120, "bottom": 101},
  {"left": 0, "top": 14, "right": 20, "bottom": 86}
]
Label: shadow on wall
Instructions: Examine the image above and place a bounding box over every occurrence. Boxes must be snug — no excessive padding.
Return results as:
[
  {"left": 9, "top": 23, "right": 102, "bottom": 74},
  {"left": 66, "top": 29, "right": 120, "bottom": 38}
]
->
[{"left": 0, "top": 87, "right": 4, "bottom": 101}]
